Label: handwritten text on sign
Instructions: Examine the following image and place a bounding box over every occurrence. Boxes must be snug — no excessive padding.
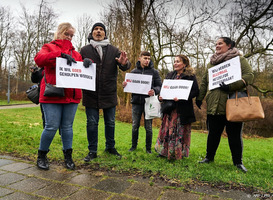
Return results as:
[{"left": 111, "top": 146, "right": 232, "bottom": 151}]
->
[
  {"left": 208, "top": 56, "right": 241, "bottom": 90},
  {"left": 123, "top": 73, "right": 152, "bottom": 95},
  {"left": 160, "top": 79, "right": 193, "bottom": 100},
  {"left": 56, "top": 57, "right": 96, "bottom": 91}
]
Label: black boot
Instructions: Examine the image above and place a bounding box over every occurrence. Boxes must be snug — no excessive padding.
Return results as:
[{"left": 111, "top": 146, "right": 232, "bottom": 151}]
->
[
  {"left": 235, "top": 164, "right": 248, "bottom": 173},
  {"left": 129, "top": 146, "right": 136, "bottom": 152},
  {"left": 37, "top": 150, "right": 49, "bottom": 170},
  {"left": 131, "top": 131, "right": 138, "bottom": 151},
  {"left": 199, "top": 157, "right": 214, "bottom": 164},
  {"left": 63, "top": 149, "right": 75, "bottom": 170}
]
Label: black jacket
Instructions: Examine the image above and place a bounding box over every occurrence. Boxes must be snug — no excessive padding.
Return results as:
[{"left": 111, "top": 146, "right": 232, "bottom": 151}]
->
[
  {"left": 130, "top": 60, "right": 162, "bottom": 105},
  {"left": 165, "top": 70, "right": 199, "bottom": 124},
  {"left": 80, "top": 43, "right": 131, "bottom": 109}
]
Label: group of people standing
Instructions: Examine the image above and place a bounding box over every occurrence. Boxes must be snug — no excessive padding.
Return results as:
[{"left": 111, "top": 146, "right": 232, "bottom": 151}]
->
[{"left": 33, "top": 21, "right": 253, "bottom": 173}]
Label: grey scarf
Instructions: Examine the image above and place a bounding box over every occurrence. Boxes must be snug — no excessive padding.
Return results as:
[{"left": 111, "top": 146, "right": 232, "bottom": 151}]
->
[
  {"left": 210, "top": 48, "right": 240, "bottom": 65},
  {"left": 89, "top": 39, "right": 110, "bottom": 60}
]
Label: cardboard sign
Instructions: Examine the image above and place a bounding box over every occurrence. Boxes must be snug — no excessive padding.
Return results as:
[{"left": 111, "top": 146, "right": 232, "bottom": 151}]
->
[
  {"left": 56, "top": 57, "right": 96, "bottom": 91},
  {"left": 160, "top": 79, "right": 193, "bottom": 100},
  {"left": 208, "top": 56, "right": 241, "bottom": 90},
  {"left": 123, "top": 73, "right": 152, "bottom": 95}
]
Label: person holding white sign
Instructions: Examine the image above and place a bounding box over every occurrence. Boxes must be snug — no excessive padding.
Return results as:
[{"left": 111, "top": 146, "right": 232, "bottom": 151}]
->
[
  {"left": 81, "top": 23, "right": 131, "bottom": 161},
  {"left": 34, "top": 22, "right": 83, "bottom": 170},
  {"left": 155, "top": 55, "right": 199, "bottom": 160},
  {"left": 196, "top": 37, "right": 254, "bottom": 172},
  {"left": 123, "top": 51, "right": 162, "bottom": 154}
]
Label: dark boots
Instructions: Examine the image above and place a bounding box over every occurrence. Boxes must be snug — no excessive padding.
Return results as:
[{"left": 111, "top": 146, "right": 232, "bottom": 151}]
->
[
  {"left": 63, "top": 149, "right": 75, "bottom": 170},
  {"left": 37, "top": 150, "right": 49, "bottom": 170},
  {"left": 37, "top": 149, "right": 75, "bottom": 170}
]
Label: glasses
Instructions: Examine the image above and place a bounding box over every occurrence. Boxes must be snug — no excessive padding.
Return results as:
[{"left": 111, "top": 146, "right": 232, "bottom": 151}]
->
[{"left": 64, "top": 32, "right": 74, "bottom": 38}]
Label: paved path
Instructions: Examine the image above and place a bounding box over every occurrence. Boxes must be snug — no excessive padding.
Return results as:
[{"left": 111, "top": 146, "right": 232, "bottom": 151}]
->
[{"left": 0, "top": 155, "right": 262, "bottom": 200}]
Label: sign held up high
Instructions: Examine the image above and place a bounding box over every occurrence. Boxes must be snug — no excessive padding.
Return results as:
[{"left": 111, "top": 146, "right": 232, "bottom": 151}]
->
[{"left": 208, "top": 56, "right": 241, "bottom": 90}]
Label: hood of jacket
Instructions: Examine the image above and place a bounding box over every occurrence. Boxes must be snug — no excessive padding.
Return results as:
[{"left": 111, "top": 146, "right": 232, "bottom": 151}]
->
[
  {"left": 50, "top": 39, "right": 75, "bottom": 51},
  {"left": 135, "top": 60, "right": 154, "bottom": 70}
]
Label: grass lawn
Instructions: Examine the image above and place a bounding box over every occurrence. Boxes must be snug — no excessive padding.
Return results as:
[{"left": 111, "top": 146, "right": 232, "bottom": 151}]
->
[
  {"left": 0, "top": 100, "right": 32, "bottom": 105},
  {"left": 0, "top": 106, "right": 272, "bottom": 193}
]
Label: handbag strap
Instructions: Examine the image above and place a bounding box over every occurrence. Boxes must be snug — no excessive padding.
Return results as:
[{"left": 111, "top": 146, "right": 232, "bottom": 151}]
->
[
  {"left": 43, "top": 51, "right": 73, "bottom": 84},
  {"left": 235, "top": 79, "right": 252, "bottom": 105},
  {"left": 242, "top": 79, "right": 252, "bottom": 104},
  {"left": 241, "top": 79, "right": 246, "bottom": 86},
  {"left": 44, "top": 73, "right": 47, "bottom": 84}
]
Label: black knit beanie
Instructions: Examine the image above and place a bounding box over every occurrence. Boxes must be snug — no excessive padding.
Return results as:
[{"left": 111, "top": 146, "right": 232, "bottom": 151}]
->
[{"left": 88, "top": 22, "right": 107, "bottom": 42}]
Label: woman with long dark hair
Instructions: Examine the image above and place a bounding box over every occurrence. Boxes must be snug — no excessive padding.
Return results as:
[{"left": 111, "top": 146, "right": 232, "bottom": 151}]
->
[
  {"left": 196, "top": 37, "right": 254, "bottom": 172},
  {"left": 155, "top": 54, "right": 199, "bottom": 160}
]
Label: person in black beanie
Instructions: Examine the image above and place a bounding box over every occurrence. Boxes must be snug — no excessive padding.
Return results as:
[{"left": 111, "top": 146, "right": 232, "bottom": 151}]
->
[{"left": 80, "top": 22, "right": 131, "bottom": 161}]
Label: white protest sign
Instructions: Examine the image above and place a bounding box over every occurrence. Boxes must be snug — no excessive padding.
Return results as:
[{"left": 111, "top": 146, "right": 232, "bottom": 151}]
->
[
  {"left": 56, "top": 57, "right": 96, "bottom": 91},
  {"left": 123, "top": 73, "right": 152, "bottom": 95},
  {"left": 208, "top": 56, "right": 241, "bottom": 90},
  {"left": 160, "top": 79, "right": 193, "bottom": 100}
]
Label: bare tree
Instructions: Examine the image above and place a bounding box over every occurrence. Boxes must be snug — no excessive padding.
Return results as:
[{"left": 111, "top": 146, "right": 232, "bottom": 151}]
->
[
  {"left": 217, "top": 0, "right": 273, "bottom": 95},
  {"left": 106, "top": 0, "right": 155, "bottom": 65},
  {"left": 102, "top": 0, "right": 156, "bottom": 107},
  {"left": 142, "top": 0, "right": 226, "bottom": 75},
  {"left": 12, "top": 0, "right": 57, "bottom": 85},
  {"left": 0, "top": 6, "right": 14, "bottom": 75},
  {"left": 218, "top": 0, "right": 273, "bottom": 58},
  {"left": 35, "top": 0, "right": 57, "bottom": 53},
  {"left": 74, "top": 14, "right": 93, "bottom": 52}
]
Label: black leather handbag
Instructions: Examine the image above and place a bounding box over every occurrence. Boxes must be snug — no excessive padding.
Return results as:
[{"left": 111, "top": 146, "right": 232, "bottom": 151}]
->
[
  {"left": 26, "top": 85, "right": 39, "bottom": 104},
  {"left": 43, "top": 74, "right": 65, "bottom": 97},
  {"left": 161, "top": 100, "right": 176, "bottom": 114}
]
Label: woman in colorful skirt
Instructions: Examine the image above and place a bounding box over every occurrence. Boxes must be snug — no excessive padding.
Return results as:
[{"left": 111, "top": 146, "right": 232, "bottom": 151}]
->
[{"left": 155, "top": 55, "right": 199, "bottom": 160}]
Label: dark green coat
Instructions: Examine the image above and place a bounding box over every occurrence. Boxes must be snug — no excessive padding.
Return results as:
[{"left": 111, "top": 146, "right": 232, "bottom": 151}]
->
[{"left": 197, "top": 56, "right": 254, "bottom": 115}]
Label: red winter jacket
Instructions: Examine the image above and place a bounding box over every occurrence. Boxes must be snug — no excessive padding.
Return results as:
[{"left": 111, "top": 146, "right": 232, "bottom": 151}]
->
[{"left": 34, "top": 40, "right": 82, "bottom": 104}]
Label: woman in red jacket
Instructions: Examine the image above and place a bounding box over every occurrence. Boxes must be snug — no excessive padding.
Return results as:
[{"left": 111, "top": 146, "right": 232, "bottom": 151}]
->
[{"left": 34, "top": 22, "right": 82, "bottom": 170}]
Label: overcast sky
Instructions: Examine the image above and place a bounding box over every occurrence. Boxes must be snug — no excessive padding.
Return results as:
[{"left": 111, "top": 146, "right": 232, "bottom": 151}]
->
[{"left": 1, "top": 0, "right": 112, "bottom": 26}]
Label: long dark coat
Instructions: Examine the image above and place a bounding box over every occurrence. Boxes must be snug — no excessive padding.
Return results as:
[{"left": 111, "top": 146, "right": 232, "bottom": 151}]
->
[
  {"left": 80, "top": 43, "right": 131, "bottom": 109},
  {"left": 165, "top": 70, "right": 199, "bottom": 125}
]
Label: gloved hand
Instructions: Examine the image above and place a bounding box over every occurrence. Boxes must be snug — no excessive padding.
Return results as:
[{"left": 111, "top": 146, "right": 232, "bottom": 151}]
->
[
  {"left": 196, "top": 100, "right": 202, "bottom": 109},
  {"left": 219, "top": 82, "right": 230, "bottom": 92},
  {"left": 83, "top": 58, "right": 93, "bottom": 68},
  {"left": 61, "top": 53, "right": 77, "bottom": 66}
]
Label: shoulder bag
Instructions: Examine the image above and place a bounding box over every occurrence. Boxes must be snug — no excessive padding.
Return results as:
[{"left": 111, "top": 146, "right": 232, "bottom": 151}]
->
[
  {"left": 26, "top": 85, "right": 39, "bottom": 104},
  {"left": 226, "top": 80, "right": 265, "bottom": 122},
  {"left": 161, "top": 100, "right": 176, "bottom": 115},
  {"left": 43, "top": 74, "right": 65, "bottom": 97}
]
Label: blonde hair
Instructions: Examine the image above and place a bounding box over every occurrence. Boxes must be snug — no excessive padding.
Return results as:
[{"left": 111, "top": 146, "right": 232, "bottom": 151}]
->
[
  {"left": 176, "top": 54, "right": 195, "bottom": 76},
  {"left": 53, "top": 22, "right": 75, "bottom": 40}
]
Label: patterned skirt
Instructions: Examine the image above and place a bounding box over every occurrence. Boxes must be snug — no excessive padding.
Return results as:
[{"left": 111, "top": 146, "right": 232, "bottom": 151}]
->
[{"left": 155, "top": 109, "right": 191, "bottom": 160}]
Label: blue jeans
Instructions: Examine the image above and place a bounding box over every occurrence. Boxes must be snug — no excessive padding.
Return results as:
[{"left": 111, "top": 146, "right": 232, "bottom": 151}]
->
[
  {"left": 39, "top": 103, "right": 78, "bottom": 151},
  {"left": 86, "top": 106, "right": 116, "bottom": 153},
  {"left": 132, "top": 104, "right": 153, "bottom": 150}
]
